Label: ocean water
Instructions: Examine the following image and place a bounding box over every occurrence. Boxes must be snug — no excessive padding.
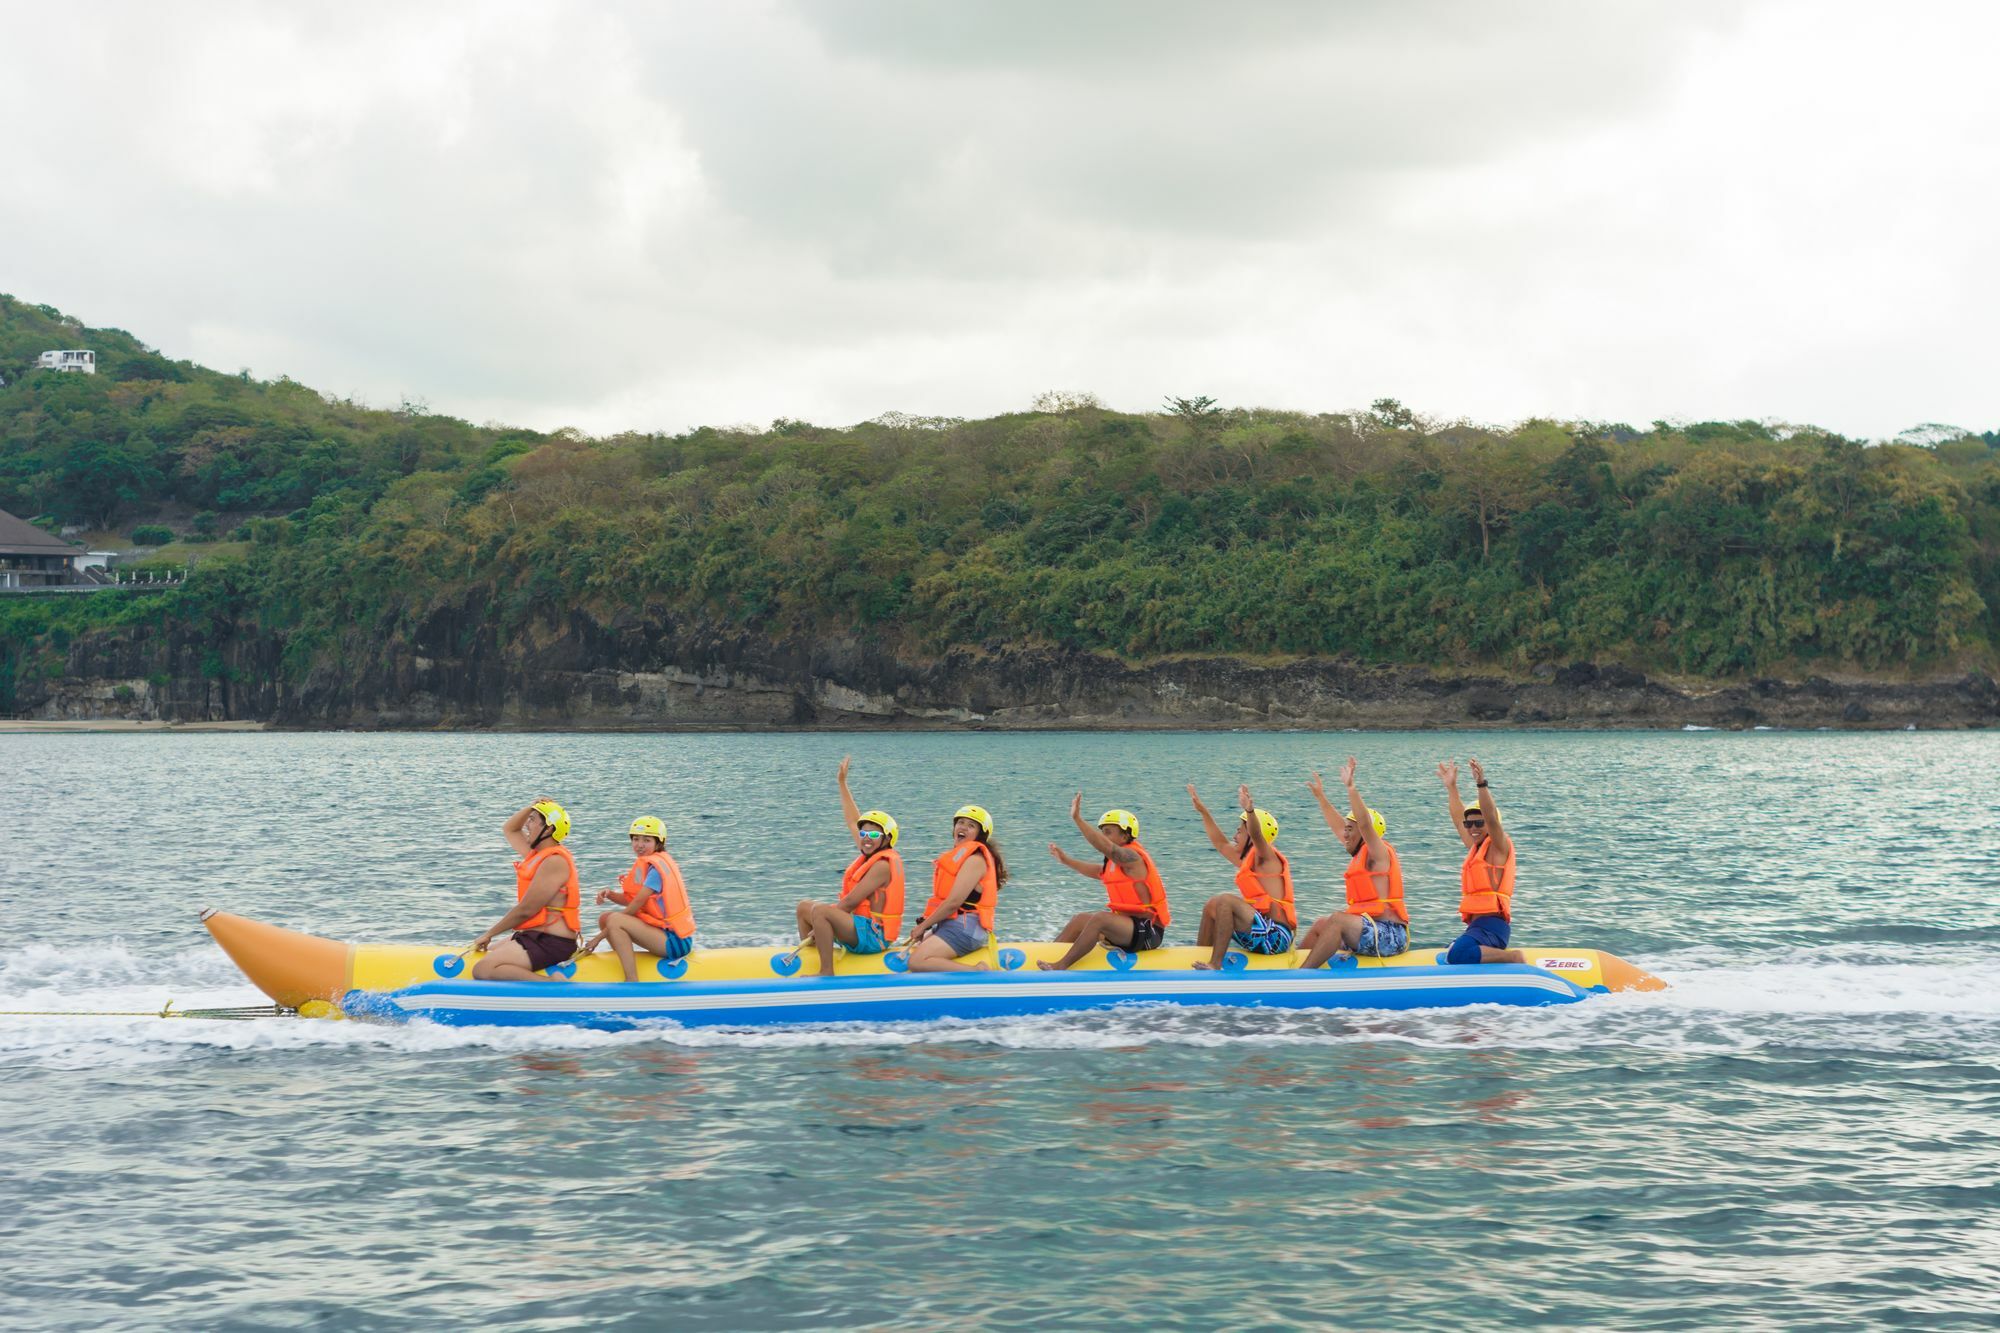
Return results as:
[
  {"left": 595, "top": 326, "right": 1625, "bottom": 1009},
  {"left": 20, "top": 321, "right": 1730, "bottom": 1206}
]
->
[{"left": 3, "top": 730, "right": 1997, "bottom": 1330}]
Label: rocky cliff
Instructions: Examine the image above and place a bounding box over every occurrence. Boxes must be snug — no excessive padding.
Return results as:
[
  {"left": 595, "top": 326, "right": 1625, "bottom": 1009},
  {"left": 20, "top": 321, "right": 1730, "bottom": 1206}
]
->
[{"left": 19, "top": 602, "right": 1998, "bottom": 730}]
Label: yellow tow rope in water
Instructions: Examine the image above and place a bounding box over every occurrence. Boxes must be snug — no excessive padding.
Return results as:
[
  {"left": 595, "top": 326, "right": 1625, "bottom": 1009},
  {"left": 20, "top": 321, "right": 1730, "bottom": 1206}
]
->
[{"left": 0, "top": 1000, "right": 292, "bottom": 1020}]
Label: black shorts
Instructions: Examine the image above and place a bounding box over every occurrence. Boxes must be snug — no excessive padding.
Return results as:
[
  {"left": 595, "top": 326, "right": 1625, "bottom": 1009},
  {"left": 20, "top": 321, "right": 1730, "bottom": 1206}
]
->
[
  {"left": 513, "top": 929, "right": 577, "bottom": 973},
  {"left": 1123, "top": 914, "right": 1166, "bottom": 953}
]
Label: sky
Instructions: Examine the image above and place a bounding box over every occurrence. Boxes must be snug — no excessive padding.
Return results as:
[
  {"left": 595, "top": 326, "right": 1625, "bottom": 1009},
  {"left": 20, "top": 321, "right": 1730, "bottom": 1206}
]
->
[{"left": 2, "top": 0, "right": 1994, "bottom": 440}]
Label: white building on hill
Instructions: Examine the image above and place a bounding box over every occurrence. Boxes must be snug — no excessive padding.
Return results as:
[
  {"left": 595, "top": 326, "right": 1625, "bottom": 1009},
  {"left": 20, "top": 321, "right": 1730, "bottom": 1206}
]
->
[{"left": 36, "top": 350, "right": 96, "bottom": 374}]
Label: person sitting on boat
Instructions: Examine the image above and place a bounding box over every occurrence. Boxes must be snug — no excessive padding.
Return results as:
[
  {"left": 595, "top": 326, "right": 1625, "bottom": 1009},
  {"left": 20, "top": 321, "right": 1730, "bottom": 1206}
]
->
[
  {"left": 1297, "top": 757, "right": 1409, "bottom": 968},
  {"left": 579, "top": 815, "right": 696, "bottom": 982},
  {"left": 1190, "top": 783, "right": 1296, "bottom": 969},
  {"left": 905, "top": 804, "right": 1007, "bottom": 972},
  {"left": 1440, "top": 757, "right": 1526, "bottom": 965},
  {"left": 1039, "top": 795, "right": 1171, "bottom": 970},
  {"left": 469, "top": 799, "right": 582, "bottom": 981},
  {"left": 791, "top": 756, "right": 906, "bottom": 978}
]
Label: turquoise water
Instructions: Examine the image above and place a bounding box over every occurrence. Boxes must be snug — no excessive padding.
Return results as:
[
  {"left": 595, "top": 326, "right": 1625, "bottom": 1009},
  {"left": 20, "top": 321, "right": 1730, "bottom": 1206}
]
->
[{"left": 4, "top": 730, "right": 1998, "bottom": 1329}]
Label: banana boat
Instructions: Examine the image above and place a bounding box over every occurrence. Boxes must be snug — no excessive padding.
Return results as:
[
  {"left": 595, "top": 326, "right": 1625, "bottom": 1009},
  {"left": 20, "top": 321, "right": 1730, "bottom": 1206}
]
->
[{"left": 202, "top": 909, "right": 1665, "bottom": 1030}]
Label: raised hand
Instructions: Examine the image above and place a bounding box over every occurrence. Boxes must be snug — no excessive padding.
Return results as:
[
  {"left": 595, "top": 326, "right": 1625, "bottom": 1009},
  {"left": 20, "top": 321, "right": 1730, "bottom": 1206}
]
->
[
  {"left": 1071, "top": 792, "right": 1084, "bottom": 821},
  {"left": 1187, "top": 782, "right": 1206, "bottom": 810},
  {"left": 838, "top": 755, "right": 852, "bottom": 784},
  {"left": 1238, "top": 784, "right": 1255, "bottom": 812},
  {"left": 1468, "top": 757, "right": 1486, "bottom": 786},
  {"left": 1340, "top": 756, "right": 1357, "bottom": 787},
  {"left": 1048, "top": 842, "right": 1063, "bottom": 861},
  {"left": 1438, "top": 760, "right": 1459, "bottom": 787},
  {"left": 1306, "top": 771, "right": 1326, "bottom": 798}
]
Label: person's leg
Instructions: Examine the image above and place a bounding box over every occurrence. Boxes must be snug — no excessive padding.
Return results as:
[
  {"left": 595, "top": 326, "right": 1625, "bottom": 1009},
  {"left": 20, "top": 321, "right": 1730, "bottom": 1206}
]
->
[
  {"left": 804, "top": 904, "right": 861, "bottom": 978},
  {"left": 1040, "top": 911, "right": 1137, "bottom": 970},
  {"left": 1481, "top": 946, "right": 1527, "bottom": 963},
  {"left": 1197, "top": 898, "right": 1260, "bottom": 969},
  {"left": 471, "top": 937, "right": 539, "bottom": 982},
  {"left": 1196, "top": 894, "right": 1231, "bottom": 949},
  {"left": 1053, "top": 913, "right": 1092, "bottom": 945},
  {"left": 1295, "top": 916, "right": 1332, "bottom": 960},
  {"left": 1302, "top": 913, "right": 1367, "bottom": 969},
  {"left": 907, "top": 921, "right": 992, "bottom": 973},
  {"left": 604, "top": 914, "right": 671, "bottom": 982},
  {"left": 795, "top": 899, "right": 816, "bottom": 942}
]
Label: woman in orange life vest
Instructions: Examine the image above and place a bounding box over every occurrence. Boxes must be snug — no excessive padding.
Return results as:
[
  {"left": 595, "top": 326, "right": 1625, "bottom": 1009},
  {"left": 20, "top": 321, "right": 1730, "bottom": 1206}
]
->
[
  {"left": 580, "top": 815, "right": 696, "bottom": 983},
  {"left": 904, "top": 804, "right": 1009, "bottom": 973},
  {"left": 1189, "top": 782, "right": 1297, "bottom": 969},
  {"left": 790, "top": 756, "right": 906, "bottom": 979},
  {"left": 1440, "top": 757, "right": 1526, "bottom": 965},
  {"left": 469, "top": 799, "right": 581, "bottom": 981},
  {"left": 1038, "top": 793, "right": 1171, "bottom": 971},
  {"left": 1297, "top": 756, "right": 1410, "bottom": 969}
]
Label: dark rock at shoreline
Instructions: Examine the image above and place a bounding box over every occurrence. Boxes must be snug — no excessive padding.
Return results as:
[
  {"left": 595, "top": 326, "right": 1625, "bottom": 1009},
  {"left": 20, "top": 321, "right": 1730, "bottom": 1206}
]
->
[{"left": 20, "top": 604, "right": 1998, "bottom": 731}]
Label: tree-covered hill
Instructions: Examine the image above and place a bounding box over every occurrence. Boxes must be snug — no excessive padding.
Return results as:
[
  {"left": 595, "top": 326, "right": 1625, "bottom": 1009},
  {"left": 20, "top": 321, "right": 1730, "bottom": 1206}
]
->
[{"left": 3, "top": 296, "right": 1998, "bottom": 721}]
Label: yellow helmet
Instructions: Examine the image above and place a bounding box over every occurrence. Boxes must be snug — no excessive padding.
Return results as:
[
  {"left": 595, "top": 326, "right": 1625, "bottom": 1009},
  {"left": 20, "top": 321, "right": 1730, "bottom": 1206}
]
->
[
  {"left": 530, "top": 799, "right": 571, "bottom": 843},
  {"left": 1097, "top": 809, "right": 1139, "bottom": 838},
  {"left": 857, "top": 810, "right": 899, "bottom": 847},
  {"left": 953, "top": 804, "right": 994, "bottom": 835},
  {"left": 628, "top": 815, "right": 666, "bottom": 841},
  {"left": 1463, "top": 803, "right": 1485, "bottom": 818},
  {"left": 1238, "top": 808, "right": 1280, "bottom": 843},
  {"left": 1360, "top": 808, "right": 1387, "bottom": 837}
]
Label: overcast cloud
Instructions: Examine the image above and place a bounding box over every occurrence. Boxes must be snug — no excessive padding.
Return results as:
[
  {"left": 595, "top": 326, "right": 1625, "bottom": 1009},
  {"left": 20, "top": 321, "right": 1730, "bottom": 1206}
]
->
[{"left": 2, "top": 0, "right": 1993, "bottom": 438}]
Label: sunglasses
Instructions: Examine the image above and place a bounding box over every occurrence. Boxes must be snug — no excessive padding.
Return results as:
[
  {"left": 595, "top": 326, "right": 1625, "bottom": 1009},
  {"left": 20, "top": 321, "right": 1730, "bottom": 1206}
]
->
[
  {"left": 1463, "top": 816, "right": 1486, "bottom": 826},
  {"left": 858, "top": 827, "right": 886, "bottom": 840}
]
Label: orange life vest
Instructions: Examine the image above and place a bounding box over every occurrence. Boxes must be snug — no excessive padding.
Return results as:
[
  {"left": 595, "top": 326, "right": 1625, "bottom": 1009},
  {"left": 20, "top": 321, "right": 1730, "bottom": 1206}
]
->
[
  {"left": 1459, "top": 836, "right": 1516, "bottom": 923},
  {"left": 619, "top": 851, "right": 694, "bottom": 937},
  {"left": 842, "top": 847, "right": 906, "bottom": 941},
  {"left": 514, "top": 843, "right": 580, "bottom": 934},
  {"left": 1234, "top": 846, "right": 1296, "bottom": 929},
  {"left": 1102, "top": 840, "right": 1170, "bottom": 927},
  {"left": 1344, "top": 841, "right": 1407, "bottom": 925},
  {"left": 926, "top": 840, "right": 999, "bottom": 931}
]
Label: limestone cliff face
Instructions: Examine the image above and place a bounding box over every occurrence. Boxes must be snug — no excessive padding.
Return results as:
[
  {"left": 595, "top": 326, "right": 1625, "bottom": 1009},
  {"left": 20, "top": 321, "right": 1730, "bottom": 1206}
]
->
[{"left": 23, "top": 603, "right": 2000, "bottom": 730}]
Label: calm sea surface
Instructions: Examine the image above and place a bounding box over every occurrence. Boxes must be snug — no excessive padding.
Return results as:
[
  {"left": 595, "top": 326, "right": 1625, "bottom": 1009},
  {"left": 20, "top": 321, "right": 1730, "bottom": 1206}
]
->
[{"left": 3, "top": 730, "right": 1997, "bottom": 1330}]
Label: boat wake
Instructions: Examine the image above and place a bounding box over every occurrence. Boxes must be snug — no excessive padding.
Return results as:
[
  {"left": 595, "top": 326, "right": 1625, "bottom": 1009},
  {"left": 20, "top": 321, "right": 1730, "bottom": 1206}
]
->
[{"left": 4, "top": 941, "right": 1995, "bottom": 1067}]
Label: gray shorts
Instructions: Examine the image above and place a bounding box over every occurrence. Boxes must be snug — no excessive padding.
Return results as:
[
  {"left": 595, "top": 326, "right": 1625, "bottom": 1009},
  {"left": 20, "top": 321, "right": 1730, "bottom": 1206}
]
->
[{"left": 933, "top": 915, "right": 990, "bottom": 957}]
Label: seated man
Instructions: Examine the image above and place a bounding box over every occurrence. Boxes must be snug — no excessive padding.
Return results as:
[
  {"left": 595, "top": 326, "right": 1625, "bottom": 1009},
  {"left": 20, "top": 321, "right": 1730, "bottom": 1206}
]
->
[
  {"left": 1190, "top": 783, "right": 1296, "bottom": 969},
  {"left": 1297, "top": 757, "right": 1409, "bottom": 968},
  {"left": 1040, "top": 794, "right": 1170, "bottom": 970},
  {"left": 469, "top": 799, "right": 580, "bottom": 982},
  {"left": 1440, "top": 758, "right": 1526, "bottom": 964}
]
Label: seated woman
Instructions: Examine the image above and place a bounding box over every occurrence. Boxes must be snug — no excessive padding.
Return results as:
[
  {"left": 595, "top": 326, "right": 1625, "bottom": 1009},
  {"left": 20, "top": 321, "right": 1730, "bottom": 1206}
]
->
[
  {"left": 1296, "top": 757, "right": 1409, "bottom": 968},
  {"left": 1190, "top": 783, "right": 1297, "bottom": 969},
  {"left": 470, "top": 798, "right": 581, "bottom": 981},
  {"left": 905, "top": 804, "right": 1007, "bottom": 973},
  {"left": 581, "top": 815, "right": 695, "bottom": 982},
  {"left": 1040, "top": 794, "right": 1170, "bottom": 970},
  {"left": 792, "top": 756, "right": 906, "bottom": 978}
]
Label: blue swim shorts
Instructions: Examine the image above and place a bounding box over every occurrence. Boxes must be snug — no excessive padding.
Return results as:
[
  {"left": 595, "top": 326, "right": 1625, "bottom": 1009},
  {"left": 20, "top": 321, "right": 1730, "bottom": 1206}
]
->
[
  {"left": 1446, "top": 914, "right": 1510, "bottom": 965},
  {"left": 1232, "top": 913, "right": 1295, "bottom": 955},
  {"left": 849, "top": 914, "right": 888, "bottom": 955},
  {"left": 1355, "top": 916, "right": 1409, "bottom": 958},
  {"left": 933, "top": 915, "right": 990, "bottom": 957},
  {"left": 655, "top": 928, "right": 693, "bottom": 964}
]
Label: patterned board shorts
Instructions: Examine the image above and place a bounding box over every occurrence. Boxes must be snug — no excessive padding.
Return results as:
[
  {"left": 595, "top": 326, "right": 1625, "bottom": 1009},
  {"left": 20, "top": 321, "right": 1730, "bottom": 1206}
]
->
[
  {"left": 1232, "top": 913, "right": 1295, "bottom": 955},
  {"left": 1354, "top": 916, "right": 1409, "bottom": 958},
  {"left": 849, "top": 914, "right": 888, "bottom": 954}
]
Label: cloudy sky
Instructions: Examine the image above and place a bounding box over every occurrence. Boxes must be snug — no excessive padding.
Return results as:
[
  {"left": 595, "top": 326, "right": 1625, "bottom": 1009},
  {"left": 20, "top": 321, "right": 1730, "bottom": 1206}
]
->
[{"left": 3, "top": 1, "right": 1994, "bottom": 438}]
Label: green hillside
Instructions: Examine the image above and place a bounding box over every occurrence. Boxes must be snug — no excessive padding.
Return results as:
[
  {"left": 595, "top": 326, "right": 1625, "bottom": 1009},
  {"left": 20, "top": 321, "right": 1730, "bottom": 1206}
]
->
[{"left": 3, "top": 295, "right": 1998, "bottom": 716}]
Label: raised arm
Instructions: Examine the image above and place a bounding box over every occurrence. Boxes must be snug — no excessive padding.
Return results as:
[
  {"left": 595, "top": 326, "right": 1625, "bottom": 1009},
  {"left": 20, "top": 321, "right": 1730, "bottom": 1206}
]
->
[
  {"left": 1438, "top": 761, "right": 1478, "bottom": 850},
  {"left": 1071, "top": 792, "right": 1140, "bottom": 869},
  {"left": 1307, "top": 770, "right": 1352, "bottom": 841},
  {"left": 1188, "top": 783, "right": 1233, "bottom": 859},
  {"left": 1047, "top": 842, "right": 1100, "bottom": 878},
  {"left": 1238, "top": 784, "right": 1272, "bottom": 856},
  {"left": 502, "top": 801, "right": 545, "bottom": 856},
  {"left": 1340, "top": 757, "right": 1388, "bottom": 866},
  {"left": 1467, "top": 758, "right": 1509, "bottom": 859},
  {"left": 837, "top": 756, "right": 867, "bottom": 855}
]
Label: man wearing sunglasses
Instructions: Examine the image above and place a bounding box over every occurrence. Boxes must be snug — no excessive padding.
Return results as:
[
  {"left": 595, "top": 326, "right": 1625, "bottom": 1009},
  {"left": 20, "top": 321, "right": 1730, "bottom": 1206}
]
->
[{"left": 1439, "top": 758, "right": 1526, "bottom": 965}]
